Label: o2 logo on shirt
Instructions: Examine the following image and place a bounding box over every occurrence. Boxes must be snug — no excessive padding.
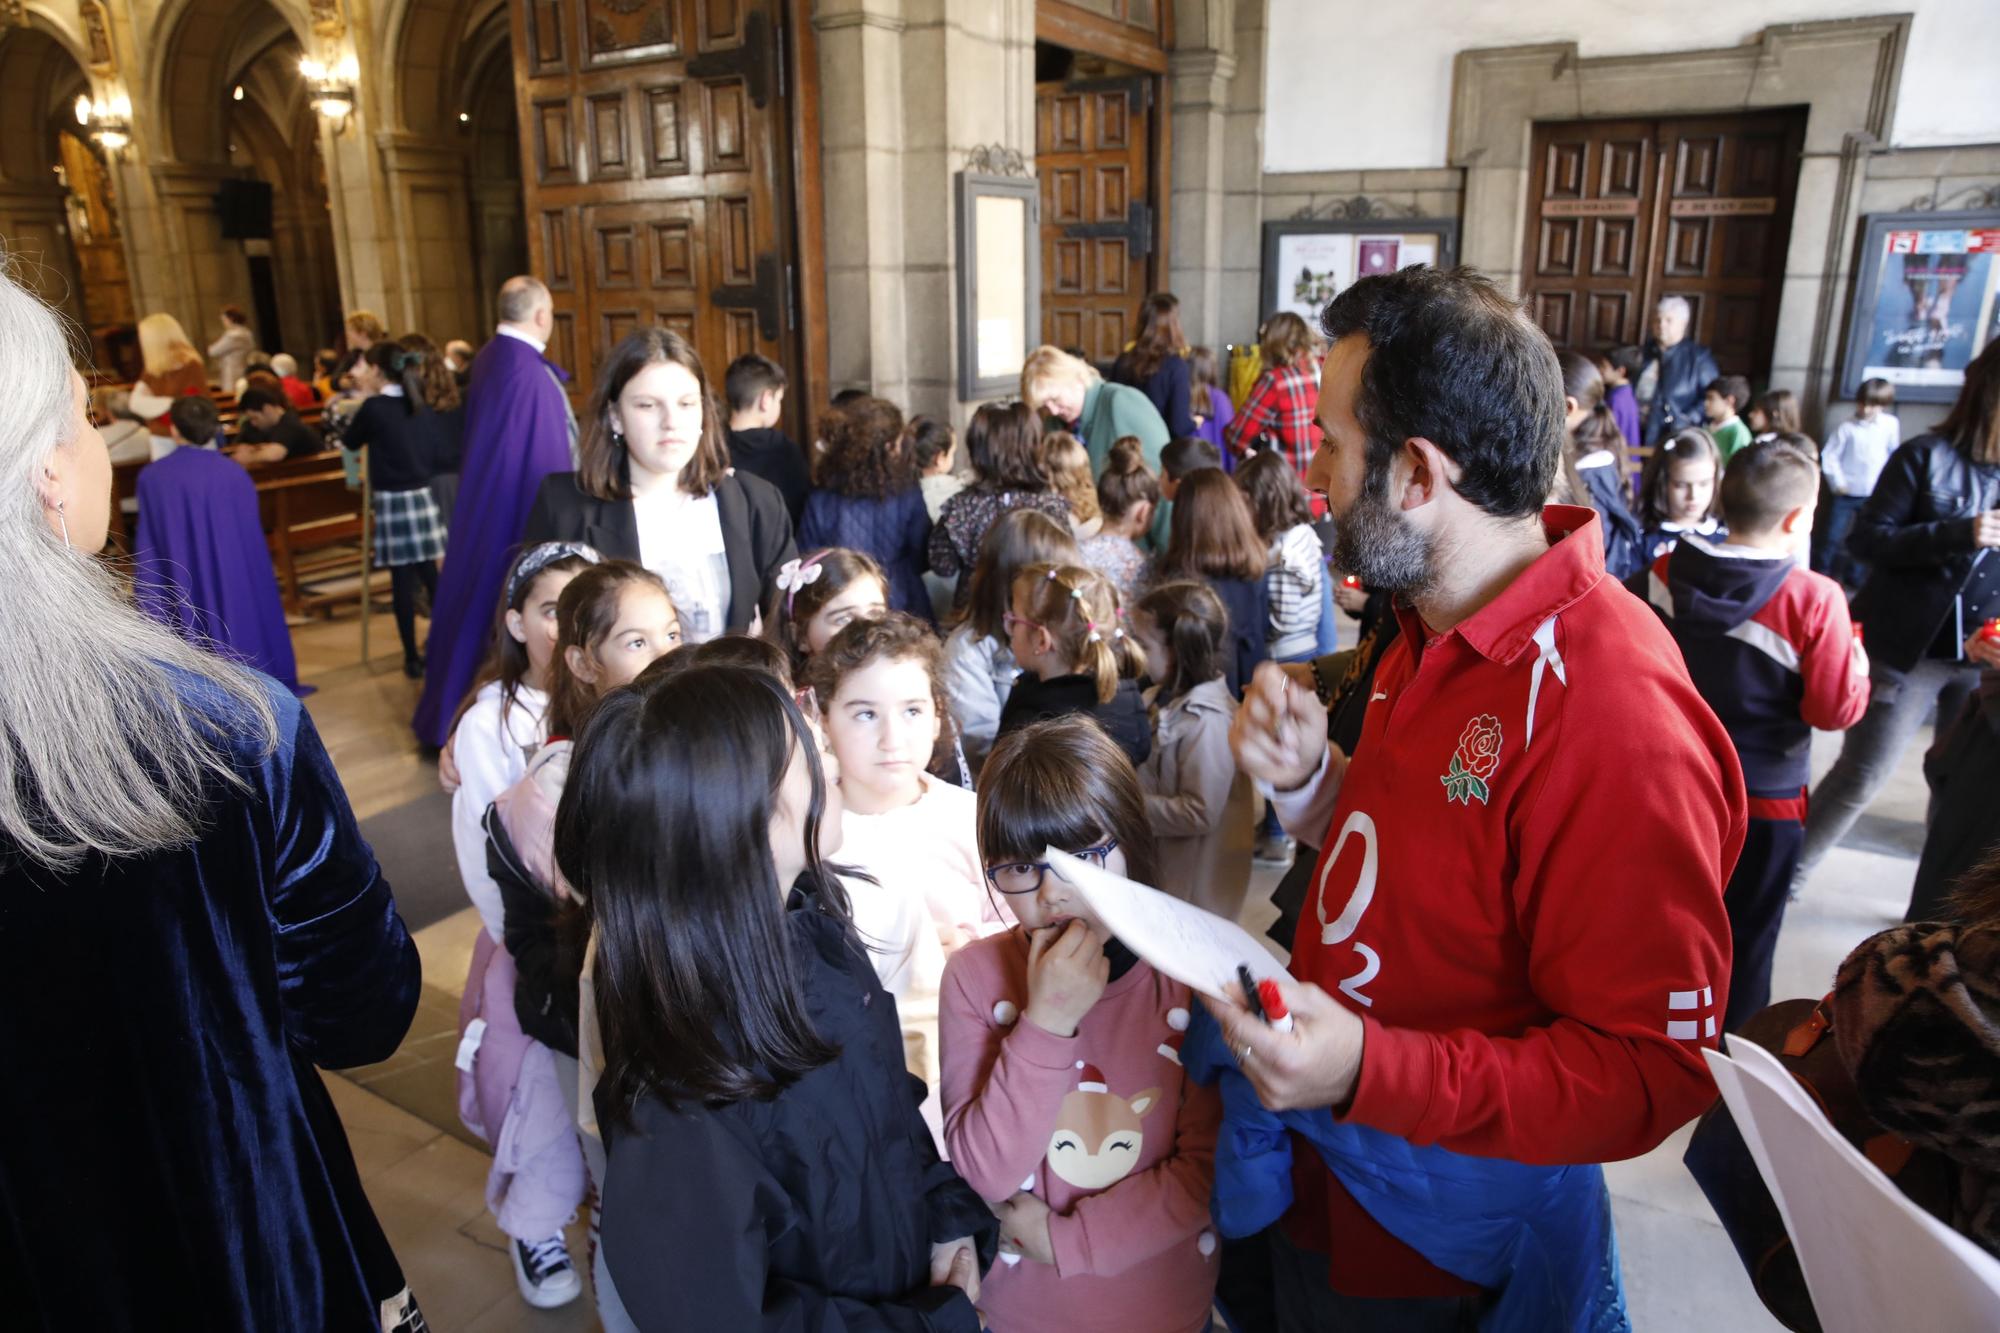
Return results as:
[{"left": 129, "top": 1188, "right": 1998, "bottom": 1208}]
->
[{"left": 1315, "top": 810, "right": 1380, "bottom": 1007}]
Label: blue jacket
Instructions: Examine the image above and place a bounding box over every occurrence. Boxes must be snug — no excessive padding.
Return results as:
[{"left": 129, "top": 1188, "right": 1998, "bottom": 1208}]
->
[
  {"left": 1578, "top": 456, "right": 1645, "bottom": 582},
  {"left": 1183, "top": 1008, "right": 1630, "bottom": 1333},
  {"left": 798, "top": 485, "right": 934, "bottom": 620}
]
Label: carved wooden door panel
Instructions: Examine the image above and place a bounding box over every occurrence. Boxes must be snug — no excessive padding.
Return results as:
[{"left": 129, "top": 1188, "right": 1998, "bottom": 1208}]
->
[
  {"left": 1522, "top": 110, "right": 1804, "bottom": 383},
  {"left": 514, "top": 0, "right": 794, "bottom": 402},
  {"left": 1036, "top": 75, "right": 1153, "bottom": 366}
]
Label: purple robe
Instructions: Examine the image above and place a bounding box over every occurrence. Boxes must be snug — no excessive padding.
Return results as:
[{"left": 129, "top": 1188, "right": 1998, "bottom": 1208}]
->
[
  {"left": 134, "top": 447, "right": 304, "bottom": 695},
  {"left": 411, "top": 334, "right": 575, "bottom": 747}
]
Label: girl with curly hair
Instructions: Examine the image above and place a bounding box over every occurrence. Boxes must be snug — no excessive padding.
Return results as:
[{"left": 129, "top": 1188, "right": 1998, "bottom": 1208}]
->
[{"left": 801, "top": 394, "right": 933, "bottom": 618}]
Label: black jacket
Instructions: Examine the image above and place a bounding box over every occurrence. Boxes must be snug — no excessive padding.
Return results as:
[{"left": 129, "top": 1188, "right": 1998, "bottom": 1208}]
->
[
  {"left": 1207, "top": 574, "right": 1271, "bottom": 697},
  {"left": 596, "top": 892, "right": 996, "bottom": 1332},
  {"left": 522, "top": 469, "right": 798, "bottom": 635},
  {"left": 483, "top": 805, "right": 579, "bottom": 1056},
  {"left": 996, "top": 672, "right": 1152, "bottom": 766},
  {"left": 343, "top": 395, "right": 451, "bottom": 491},
  {"left": 1849, "top": 432, "right": 2000, "bottom": 672},
  {"left": 728, "top": 426, "right": 811, "bottom": 528},
  {"left": 1641, "top": 338, "right": 1720, "bottom": 446},
  {"left": 1110, "top": 351, "right": 1196, "bottom": 439}
]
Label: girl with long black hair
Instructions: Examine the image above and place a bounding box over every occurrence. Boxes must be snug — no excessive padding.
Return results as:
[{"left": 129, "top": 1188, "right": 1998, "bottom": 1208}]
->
[{"left": 564, "top": 665, "right": 996, "bottom": 1329}]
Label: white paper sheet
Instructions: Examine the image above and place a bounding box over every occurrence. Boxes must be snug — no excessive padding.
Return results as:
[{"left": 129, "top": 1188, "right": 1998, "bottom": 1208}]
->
[
  {"left": 1044, "top": 848, "right": 1293, "bottom": 1001},
  {"left": 1702, "top": 1042, "right": 2000, "bottom": 1332}
]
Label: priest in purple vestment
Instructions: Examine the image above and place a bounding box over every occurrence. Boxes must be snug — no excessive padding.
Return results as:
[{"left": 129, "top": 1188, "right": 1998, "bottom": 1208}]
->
[
  {"left": 134, "top": 443, "right": 303, "bottom": 695},
  {"left": 411, "top": 276, "right": 577, "bottom": 747}
]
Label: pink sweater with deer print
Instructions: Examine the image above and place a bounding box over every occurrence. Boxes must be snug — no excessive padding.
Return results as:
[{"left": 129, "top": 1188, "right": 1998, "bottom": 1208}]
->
[{"left": 940, "top": 929, "right": 1221, "bottom": 1333}]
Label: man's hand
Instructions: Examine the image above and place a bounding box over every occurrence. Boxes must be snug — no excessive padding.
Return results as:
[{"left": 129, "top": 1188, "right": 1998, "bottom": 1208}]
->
[
  {"left": 929, "top": 1237, "right": 979, "bottom": 1302},
  {"left": 995, "top": 1193, "right": 1055, "bottom": 1266},
  {"left": 1023, "top": 920, "right": 1108, "bottom": 1038},
  {"left": 1202, "top": 976, "right": 1366, "bottom": 1112},
  {"left": 1973, "top": 509, "right": 2000, "bottom": 549},
  {"left": 1231, "top": 661, "right": 1330, "bottom": 794},
  {"left": 1966, "top": 627, "right": 2000, "bottom": 670}
]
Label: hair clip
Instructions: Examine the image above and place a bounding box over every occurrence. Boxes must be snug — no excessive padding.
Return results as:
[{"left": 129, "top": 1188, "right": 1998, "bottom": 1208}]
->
[
  {"left": 1070, "top": 586, "right": 1084, "bottom": 600},
  {"left": 1086, "top": 632, "right": 1102, "bottom": 643},
  {"left": 777, "top": 554, "right": 826, "bottom": 614},
  {"left": 1044, "top": 568, "right": 1059, "bottom": 582},
  {"left": 1112, "top": 627, "right": 1125, "bottom": 640}
]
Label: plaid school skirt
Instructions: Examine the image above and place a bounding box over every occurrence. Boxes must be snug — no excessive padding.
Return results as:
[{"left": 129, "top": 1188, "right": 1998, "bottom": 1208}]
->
[{"left": 373, "top": 487, "right": 447, "bottom": 567}]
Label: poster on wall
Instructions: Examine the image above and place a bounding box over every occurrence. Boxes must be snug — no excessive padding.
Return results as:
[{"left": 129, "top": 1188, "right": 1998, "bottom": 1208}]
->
[
  {"left": 1261, "top": 216, "right": 1457, "bottom": 329},
  {"left": 1841, "top": 210, "right": 2000, "bottom": 404}
]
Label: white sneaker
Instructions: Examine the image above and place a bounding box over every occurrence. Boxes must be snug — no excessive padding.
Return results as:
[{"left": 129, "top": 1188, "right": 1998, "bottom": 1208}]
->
[{"left": 511, "top": 1234, "right": 583, "bottom": 1309}]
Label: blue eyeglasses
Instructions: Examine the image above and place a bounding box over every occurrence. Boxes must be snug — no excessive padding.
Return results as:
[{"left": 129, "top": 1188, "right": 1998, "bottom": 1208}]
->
[{"left": 983, "top": 841, "right": 1118, "bottom": 895}]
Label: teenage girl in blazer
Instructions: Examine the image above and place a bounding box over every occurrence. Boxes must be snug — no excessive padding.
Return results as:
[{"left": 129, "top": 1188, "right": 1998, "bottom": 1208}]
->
[{"left": 524, "top": 328, "right": 796, "bottom": 642}]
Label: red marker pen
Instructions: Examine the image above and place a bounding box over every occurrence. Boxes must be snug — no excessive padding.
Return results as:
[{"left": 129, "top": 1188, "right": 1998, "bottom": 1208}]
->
[
  {"left": 1256, "top": 978, "right": 1294, "bottom": 1033},
  {"left": 1341, "top": 574, "right": 1362, "bottom": 590},
  {"left": 1982, "top": 618, "right": 2000, "bottom": 642},
  {"left": 1852, "top": 622, "right": 1865, "bottom": 644}
]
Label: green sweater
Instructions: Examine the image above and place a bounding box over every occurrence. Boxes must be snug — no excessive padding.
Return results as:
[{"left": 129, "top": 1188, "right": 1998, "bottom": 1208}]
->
[
  {"left": 1078, "top": 380, "right": 1169, "bottom": 475},
  {"left": 1712, "top": 416, "right": 1751, "bottom": 463}
]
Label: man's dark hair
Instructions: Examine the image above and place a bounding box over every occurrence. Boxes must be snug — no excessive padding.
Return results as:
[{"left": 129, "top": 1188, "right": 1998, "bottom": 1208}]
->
[
  {"left": 1160, "top": 435, "right": 1222, "bottom": 481},
  {"left": 1706, "top": 375, "right": 1752, "bottom": 415},
  {"left": 1603, "top": 344, "right": 1644, "bottom": 378},
  {"left": 237, "top": 386, "right": 285, "bottom": 414},
  {"left": 724, "top": 353, "right": 787, "bottom": 413},
  {"left": 168, "top": 395, "right": 220, "bottom": 444},
  {"left": 1719, "top": 438, "right": 1819, "bottom": 535},
  {"left": 1318, "top": 266, "right": 1563, "bottom": 520},
  {"left": 830, "top": 387, "right": 868, "bottom": 407}
]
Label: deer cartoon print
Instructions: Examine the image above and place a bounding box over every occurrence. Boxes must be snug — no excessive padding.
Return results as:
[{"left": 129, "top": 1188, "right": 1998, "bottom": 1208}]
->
[{"left": 1046, "top": 1062, "right": 1161, "bottom": 1190}]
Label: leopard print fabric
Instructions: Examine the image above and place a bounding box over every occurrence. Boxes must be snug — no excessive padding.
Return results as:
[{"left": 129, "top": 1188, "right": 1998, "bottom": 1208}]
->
[{"left": 1831, "top": 920, "right": 2000, "bottom": 1255}]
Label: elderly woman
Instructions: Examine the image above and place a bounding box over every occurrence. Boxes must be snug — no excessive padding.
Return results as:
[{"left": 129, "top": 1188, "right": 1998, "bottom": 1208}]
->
[
  {"left": 1638, "top": 294, "right": 1720, "bottom": 446},
  {"left": 0, "top": 271, "right": 424, "bottom": 1329},
  {"left": 1022, "top": 343, "right": 1170, "bottom": 475}
]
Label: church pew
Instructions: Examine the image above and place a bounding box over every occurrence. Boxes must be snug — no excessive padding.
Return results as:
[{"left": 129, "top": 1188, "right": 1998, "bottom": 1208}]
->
[{"left": 249, "top": 451, "right": 364, "bottom": 614}]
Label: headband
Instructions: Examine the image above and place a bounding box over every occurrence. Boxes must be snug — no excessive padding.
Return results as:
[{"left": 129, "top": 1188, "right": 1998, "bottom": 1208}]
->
[{"left": 507, "top": 541, "right": 603, "bottom": 607}]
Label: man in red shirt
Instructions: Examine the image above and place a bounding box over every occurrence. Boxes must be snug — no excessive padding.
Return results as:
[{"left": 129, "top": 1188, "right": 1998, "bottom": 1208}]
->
[{"left": 1219, "top": 267, "right": 1745, "bottom": 1327}]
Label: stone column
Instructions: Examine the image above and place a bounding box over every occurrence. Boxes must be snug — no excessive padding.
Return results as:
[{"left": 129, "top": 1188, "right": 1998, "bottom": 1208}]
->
[
  {"left": 1166, "top": 45, "right": 1235, "bottom": 349},
  {"left": 814, "top": 0, "right": 1037, "bottom": 424},
  {"left": 375, "top": 134, "right": 482, "bottom": 342},
  {"left": 1214, "top": 0, "right": 1267, "bottom": 344},
  {"left": 132, "top": 164, "right": 253, "bottom": 337}
]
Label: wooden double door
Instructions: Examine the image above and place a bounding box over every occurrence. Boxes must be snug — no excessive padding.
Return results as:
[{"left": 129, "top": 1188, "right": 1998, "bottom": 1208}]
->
[
  {"left": 513, "top": 0, "right": 797, "bottom": 403},
  {"left": 1521, "top": 110, "right": 1806, "bottom": 381},
  {"left": 1036, "top": 75, "right": 1155, "bottom": 365}
]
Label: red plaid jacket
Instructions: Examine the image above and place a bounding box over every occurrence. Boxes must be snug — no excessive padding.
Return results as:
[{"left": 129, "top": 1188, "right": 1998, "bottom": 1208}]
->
[{"left": 1226, "top": 362, "right": 1319, "bottom": 477}]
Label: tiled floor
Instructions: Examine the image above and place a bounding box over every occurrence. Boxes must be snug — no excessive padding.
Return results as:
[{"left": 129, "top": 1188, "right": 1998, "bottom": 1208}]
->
[{"left": 301, "top": 607, "right": 1935, "bottom": 1332}]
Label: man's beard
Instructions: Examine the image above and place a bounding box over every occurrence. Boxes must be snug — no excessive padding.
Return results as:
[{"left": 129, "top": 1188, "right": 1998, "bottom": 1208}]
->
[{"left": 1331, "top": 459, "right": 1437, "bottom": 597}]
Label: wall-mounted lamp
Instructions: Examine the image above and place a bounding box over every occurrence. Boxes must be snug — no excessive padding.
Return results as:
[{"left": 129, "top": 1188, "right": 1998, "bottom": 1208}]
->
[
  {"left": 74, "top": 91, "right": 132, "bottom": 152},
  {"left": 299, "top": 53, "right": 358, "bottom": 122}
]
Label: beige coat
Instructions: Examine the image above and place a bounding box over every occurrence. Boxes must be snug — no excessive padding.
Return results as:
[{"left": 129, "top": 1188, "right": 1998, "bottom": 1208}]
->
[{"left": 1141, "top": 676, "right": 1255, "bottom": 921}]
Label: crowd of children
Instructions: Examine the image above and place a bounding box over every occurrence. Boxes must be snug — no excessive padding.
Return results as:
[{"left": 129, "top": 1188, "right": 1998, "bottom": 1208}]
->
[{"left": 415, "top": 288, "right": 1947, "bottom": 1330}]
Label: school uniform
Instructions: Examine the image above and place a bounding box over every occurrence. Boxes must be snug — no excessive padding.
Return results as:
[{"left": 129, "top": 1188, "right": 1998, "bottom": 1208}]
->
[
  {"left": 1637, "top": 516, "right": 1726, "bottom": 567},
  {"left": 997, "top": 671, "right": 1152, "bottom": 766},
  {"left": 343, "top": 388, "right": 449, "bottom": 567},
  {"left": 1643, "top": 535, "right": 1868, "bottom": 1029},
  {"left": 1575, "top": 450, "right": 1644, "bottom": 581}
]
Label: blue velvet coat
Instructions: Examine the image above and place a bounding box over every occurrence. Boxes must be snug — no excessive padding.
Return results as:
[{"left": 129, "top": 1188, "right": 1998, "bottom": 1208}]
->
[{"left": 0, "top": 674, "right": 421, "bottom": 1330}]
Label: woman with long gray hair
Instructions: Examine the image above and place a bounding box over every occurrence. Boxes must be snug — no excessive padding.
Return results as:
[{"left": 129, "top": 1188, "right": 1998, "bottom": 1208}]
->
[{"left": 0, "top": 268, "right": 425, "bottom": 1330}]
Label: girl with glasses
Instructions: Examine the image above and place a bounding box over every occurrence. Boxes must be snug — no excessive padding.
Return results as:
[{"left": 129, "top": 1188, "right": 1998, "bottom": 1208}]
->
[{"left": 939, "top": 716, "right": 1222, "bottom": 1333}]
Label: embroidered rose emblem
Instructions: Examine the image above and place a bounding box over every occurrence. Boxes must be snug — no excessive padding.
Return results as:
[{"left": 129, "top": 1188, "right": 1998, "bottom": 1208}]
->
[
  {"left": 1441, "top": 714, "right": 1502, "bottom": 806},
  {"left": 1457, "top": 716, "right": 1502, "bottom": 779}
]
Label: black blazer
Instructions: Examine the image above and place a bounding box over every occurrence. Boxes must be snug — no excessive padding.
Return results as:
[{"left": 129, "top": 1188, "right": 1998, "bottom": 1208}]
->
[{"left": 522, "top": 469, "right": 799, "bottom": 635}]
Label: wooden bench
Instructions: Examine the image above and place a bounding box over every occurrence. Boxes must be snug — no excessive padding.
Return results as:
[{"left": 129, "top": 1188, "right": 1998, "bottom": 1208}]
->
[{"left": 249, "top": 451, "right": 366, "bottom": 614}]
